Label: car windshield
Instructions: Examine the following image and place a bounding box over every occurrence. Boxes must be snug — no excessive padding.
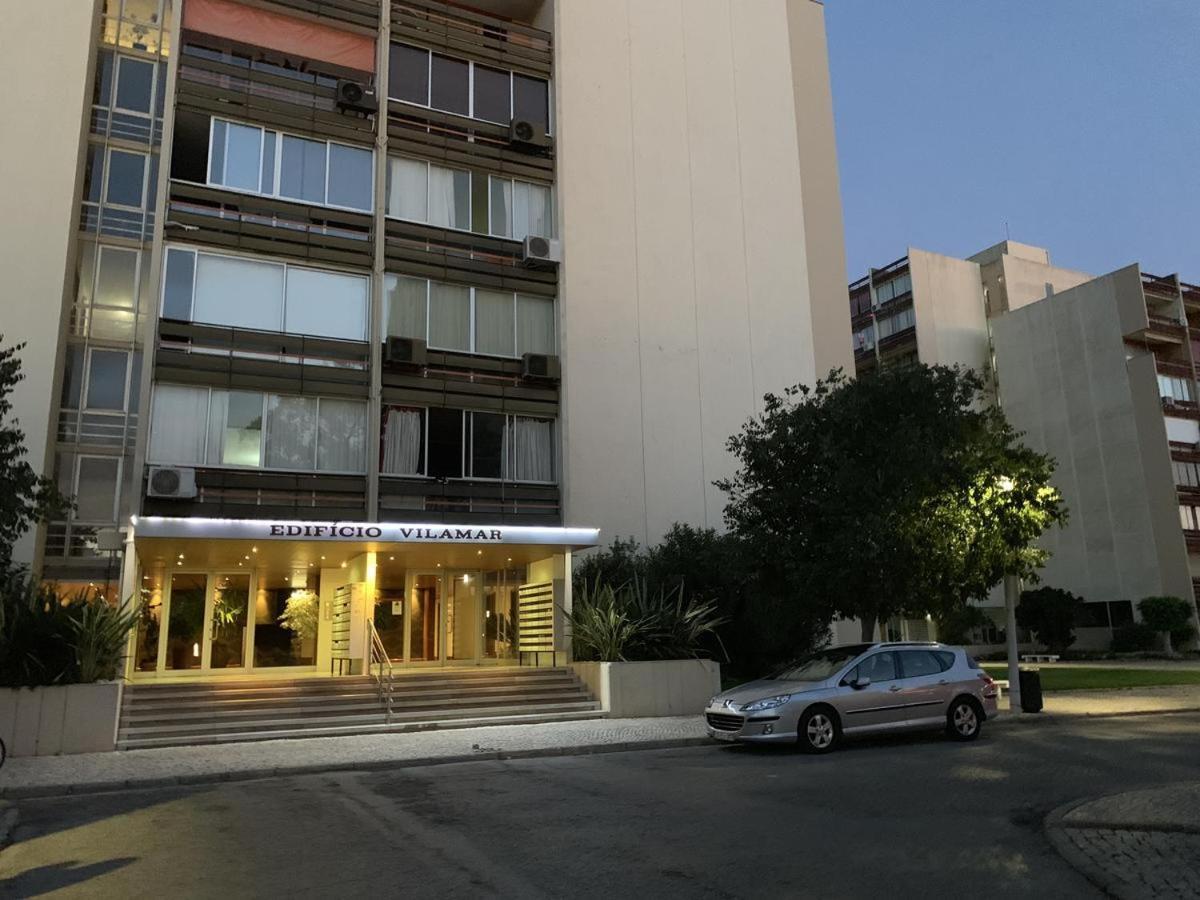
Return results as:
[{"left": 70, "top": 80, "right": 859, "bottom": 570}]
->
[{"left": 768, "top": 645, "right": 871, "bottom": 682}]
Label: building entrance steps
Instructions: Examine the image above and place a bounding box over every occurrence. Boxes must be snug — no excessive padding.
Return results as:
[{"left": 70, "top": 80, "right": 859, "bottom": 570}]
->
[{"left": 118, "top": 667, "right": 600, "bottom": 749}]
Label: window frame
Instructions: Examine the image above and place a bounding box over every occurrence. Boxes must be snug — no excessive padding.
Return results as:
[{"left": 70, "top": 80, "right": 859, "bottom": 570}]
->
[
  {"left": 93, "top": 244, "right": 142, "bottom": 314},
  {"left": 72, "top": 453, "right": 123, "bottom": 524},
  {"left": 82, "top": 346, "right": 132, "bottom": 413},
  {"left": 147, "top": 384, "right": 368, "bottom": 476},
  {"left": 385, "top": 273, "right": 556, "bottom": 359},
  {"left": 486, "top": 174, "right": 556, "bottom": 242},
  {"left": 103, "top": 147, "right": 150, "bottom": 210},
  {"left": 384, "top": 155, "right": 472, "bottom": 232},
  {"left": 161, "top": 244, "right": 370, "bottom": 342},
  {"left": 386, "top": 41, "right": 553, "bottom": 134},
  {"left": 203, "top": 116, "right": 374, "bottom": 214},
  {"left": 112, "top": 53, "right": 157, "bottom": 116}
]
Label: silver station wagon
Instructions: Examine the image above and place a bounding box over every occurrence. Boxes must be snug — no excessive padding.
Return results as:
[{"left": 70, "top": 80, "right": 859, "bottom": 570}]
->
[{"left": 705, "top": 642, "right": 999, "bottom": 752}]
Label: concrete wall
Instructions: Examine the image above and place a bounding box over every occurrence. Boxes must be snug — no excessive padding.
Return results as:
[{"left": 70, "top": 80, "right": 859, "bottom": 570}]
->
[
  {"left": 0, "top": 0, "right": 98, "bottom": 565},
  {"left": 572, "top": 659, "right": 720, "bottom": 717},
  {"left": 908, "top": 248, "right": 990, "bottom": 373},
  {"left": 971, "top": 241, "right": 1092, "bottom": 317},
  {"left": 991, "top": 271, "right": 1192, "bottom": 606},
  {"left": 0, "top": 683, "right": 121, "bottom": 757},
  {"left": 554, "top": 0, "right": 847, "bottom": 546}
]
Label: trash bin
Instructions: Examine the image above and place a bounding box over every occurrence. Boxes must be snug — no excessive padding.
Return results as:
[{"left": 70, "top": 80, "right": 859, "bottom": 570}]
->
[{"left": 1018, "top": 668, "right": 1043, "bottom": 713}]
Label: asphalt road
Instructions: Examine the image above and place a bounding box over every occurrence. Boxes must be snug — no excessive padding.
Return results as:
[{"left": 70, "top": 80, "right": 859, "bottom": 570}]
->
[{"left": 4, "top": 713, "right": 1200, "bottom": 899}]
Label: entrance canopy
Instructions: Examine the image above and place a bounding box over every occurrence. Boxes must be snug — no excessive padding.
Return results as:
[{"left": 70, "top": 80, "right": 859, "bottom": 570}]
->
[{"left": 132, "top": 516, "right": 600, "bottom": 572}]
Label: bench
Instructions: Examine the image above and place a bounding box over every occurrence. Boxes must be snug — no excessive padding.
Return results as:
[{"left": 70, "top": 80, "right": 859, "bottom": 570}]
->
[{"left": 1021, "top": 653, "right": 1059, "bottom": 663}]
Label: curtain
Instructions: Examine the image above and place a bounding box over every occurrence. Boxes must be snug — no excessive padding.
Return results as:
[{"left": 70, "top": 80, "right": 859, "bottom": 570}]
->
[
  {"left": 208, "top": 390, "right": 263, "bottom": 467},
  {"left": 385, "top": 274, "right": 427, "bottom": 339},
  {"left": 516, "top": 294, "right": 555, "bottom": 356},
  {"left": 382, "top": 407, "right": 423, "bottom": 475},
  {"left": 428, "top": 164, "right": 456, "bottom": 228},
  {"left": 512, "top": 181, "right": 553, "bottom": 242},
  {"left": 265, "top": 395, "right": 317, "bottom": 470},
  {"left": 194, "top": 252, "right": 284, "bottom": 332},
  {"left": 317, "top": 399, "right": 367, "bottom": 472},
  {"left": 474, "top": 290, "right": 514, "bottom": 356},
  {"left": 429, "top": 282, "right": 470, "bottom": 350},
  {"left": 508, "top": 417, "right": 554, "bottom": 483},
  {"left": 148, "top": 385, "right": 209, "bottom": 464},
  {"left": 387, "top": 157, "right": 427, "bottom": 222},
  {"left": 204, "top": 390, "right": 229, "bottom": 464},
  {"left": 284, "top": 267, "right": 368, "bottom": 341},
  {"left": 489, "top": 176, "right": 511, "bottom": 237}
]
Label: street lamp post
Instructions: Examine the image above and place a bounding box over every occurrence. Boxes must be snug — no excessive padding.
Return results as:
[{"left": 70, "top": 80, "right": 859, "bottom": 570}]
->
[{"left": 1004, "top": 572, "right": 1022, "bottom": 713}]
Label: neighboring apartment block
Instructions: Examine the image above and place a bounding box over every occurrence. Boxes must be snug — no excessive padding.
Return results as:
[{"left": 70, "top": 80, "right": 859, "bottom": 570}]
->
[
  {"left": 0, "top": 0, "right": 848, "bottom": 703},
  {"left": 847, "top": 241, "right": 1200, "bottom": 648}
]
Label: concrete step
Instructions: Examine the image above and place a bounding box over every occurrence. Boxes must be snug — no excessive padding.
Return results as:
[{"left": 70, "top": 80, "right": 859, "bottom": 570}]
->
[{"left": 115, "top": 707, "right": 607, "bottom": 751}]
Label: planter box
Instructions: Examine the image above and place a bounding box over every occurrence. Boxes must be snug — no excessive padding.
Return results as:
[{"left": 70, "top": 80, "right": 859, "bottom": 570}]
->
[
  {"left": 0, "top": 682, "right": 122, "bottom": 757},
  {"left": 572, "top": 659, "right": 720, "bottom": 718}
]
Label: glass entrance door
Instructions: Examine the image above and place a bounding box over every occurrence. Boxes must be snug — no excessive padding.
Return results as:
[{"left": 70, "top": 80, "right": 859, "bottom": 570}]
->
[
  {"left": 398, "top": 571, "right": 482, "bottom": 665},
  {"left": 150, "top": 571, "right": 252, "bottom": 673},
  {"left": 446, "top": 571, "right": 480, "bottom": 663}
]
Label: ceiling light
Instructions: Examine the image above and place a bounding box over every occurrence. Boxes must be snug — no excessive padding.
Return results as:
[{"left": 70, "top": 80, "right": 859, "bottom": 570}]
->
[{"left": 252, "top": 547, "right": 258, "bottom": 554}]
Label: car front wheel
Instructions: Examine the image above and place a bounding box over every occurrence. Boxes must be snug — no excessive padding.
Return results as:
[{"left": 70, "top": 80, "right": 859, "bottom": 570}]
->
[
  {"left": 799, "top": 706, "right": 840, "bottom": 753},
  {"left": 946, "top": 697, "right": 983, "bottom": 741}
]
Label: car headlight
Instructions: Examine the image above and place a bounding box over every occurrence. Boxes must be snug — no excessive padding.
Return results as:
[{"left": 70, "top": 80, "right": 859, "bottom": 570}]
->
[
  {"left": 707, "top": 696, "right": 719, "bottom": 708},
  {"left": 741, "top": 694, "right": 792, "bottom": 712}
]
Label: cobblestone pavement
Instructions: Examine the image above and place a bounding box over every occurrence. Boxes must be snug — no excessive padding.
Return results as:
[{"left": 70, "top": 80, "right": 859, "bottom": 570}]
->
[
  {"left": 1045, "top": 685, "right": 1200, "bottom": 717},
  {"left": 1046, "top": 783, "right": 1200, "bottom": 899},
  {"left": 0, "top": 715, "right": 707, "bottom": 799}
]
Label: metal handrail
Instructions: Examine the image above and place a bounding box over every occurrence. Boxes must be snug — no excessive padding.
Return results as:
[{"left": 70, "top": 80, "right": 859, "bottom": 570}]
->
[{"left": 366, "top": 620, "right": 395, "bottom": 724}]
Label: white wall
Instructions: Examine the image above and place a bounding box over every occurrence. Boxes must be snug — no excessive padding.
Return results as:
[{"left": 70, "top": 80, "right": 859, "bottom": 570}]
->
[
  {"left": 908, "top": 248, "right": 990, "bottom": 373},
  {"left": 0, "top": 0, "right": 97, "bottom": 564},
  {"left": 554, "top": 0, "right": 847, "bottom": 546}
]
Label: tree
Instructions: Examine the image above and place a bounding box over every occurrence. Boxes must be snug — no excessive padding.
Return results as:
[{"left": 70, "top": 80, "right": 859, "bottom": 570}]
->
[
  {"left": 1137, "top": 596, "right": 1198, "bottom": 655},
  {"left": 0, "top": 338, "right": 71, "bottom": 570},
  {"left": 1016, "top": 586, "right": 1083, "bottom": 654},
  {"left": 718, "top": 365, "right": 1067, "bottom": 642}
]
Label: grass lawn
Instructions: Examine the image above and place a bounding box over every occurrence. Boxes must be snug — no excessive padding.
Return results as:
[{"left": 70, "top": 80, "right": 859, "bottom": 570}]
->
[{"left": 981, "top": 665, "right": 1200, "bottom": 692}]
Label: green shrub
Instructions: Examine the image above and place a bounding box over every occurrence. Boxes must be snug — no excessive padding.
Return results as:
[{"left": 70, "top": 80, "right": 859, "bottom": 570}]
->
[
  {"left": 71, "top": 595, "right": 141, "bottom": 683},
  {"left": 1137, "top": 596, "right": 1197, "bottom": 653},
  {"left": 566, "top": 578, "right": 725, "bottom": 662},
  {"left": 1111, "top": 622, "right": 1158, "bottom": 653},
  {"left": 1017, "top": 587, "right": 1083, "bottom": 654},
  {"left": 933, "top": 604, "right": 990, "bottom": 645}
]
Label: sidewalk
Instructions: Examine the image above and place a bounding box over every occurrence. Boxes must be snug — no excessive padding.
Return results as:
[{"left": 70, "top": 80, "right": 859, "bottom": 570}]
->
[
  {"left": 0, "top": 716, "right": 708, "bottom": 800},
  {"left": 1041, "top": 684, "right": 1200, "bottom": 718},
  {"left": 1046, "top": 783, "right": 1200, "bottom": 899}
]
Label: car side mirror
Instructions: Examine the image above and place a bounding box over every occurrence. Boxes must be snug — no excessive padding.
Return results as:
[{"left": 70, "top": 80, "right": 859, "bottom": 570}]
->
[{"left": 851, "top": 676, "right": 871, "bottom": 690}]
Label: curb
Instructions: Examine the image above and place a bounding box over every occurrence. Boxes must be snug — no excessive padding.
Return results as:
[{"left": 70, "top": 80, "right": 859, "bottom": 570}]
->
[
  {"left": 989, "top": 706, "right": 1200, "bottom": 727},
  {"left": 0, "top": 800, "right": 18, "bottom": 848},
  {"left": 0, "top": 736, "right": 714, "bottom": 801}
]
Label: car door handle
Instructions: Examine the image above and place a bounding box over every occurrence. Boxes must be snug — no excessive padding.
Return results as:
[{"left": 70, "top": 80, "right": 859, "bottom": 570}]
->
[
  {"left": 938, "top": 680, "right": 948, "bottom": 685},
  {"left": 888, "top": 685, "right": 902, "bottom": 692}
]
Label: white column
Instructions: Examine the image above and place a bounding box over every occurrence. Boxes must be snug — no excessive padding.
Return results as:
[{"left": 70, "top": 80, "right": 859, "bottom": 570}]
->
[{"left": 1005, "top": 573, "right": 1022, "bottom": 712}]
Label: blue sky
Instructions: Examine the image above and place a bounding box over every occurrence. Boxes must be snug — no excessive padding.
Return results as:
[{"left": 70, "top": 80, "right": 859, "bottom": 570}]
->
[{"left": 824, "top": 0, "right": 1199, "bottom": 282}]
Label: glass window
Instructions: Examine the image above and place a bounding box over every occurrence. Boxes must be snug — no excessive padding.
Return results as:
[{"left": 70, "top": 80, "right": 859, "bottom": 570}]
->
[
  {"left": 193, "top": 253, "right": 284, "bottom": 331},
  {"left": 473, "top": 65, "right": 510, "bottom": 123},
  {"left": 385, "top": 274, "right": 427, "bottom": 339},
  {"left": 254, "top": 572, "right": 317, "bottom": 667},
  {"left": 327, "top": 143, "right": 372, "bottom": 211},
  {"left": 85, "top": 350, "right": 128, "bottom": 411},
  {"left": 279, "top": 135, "right": 327, "bottom": 204},
  {"left": 114, "top": 55, "right": 154, "bottom": 113},
  {"left": 317, "top": 399, "right": 367, "bottom": 472},
  {"left": 149, "top": 384, "right": 209, "bottom": 464},
  {"left": 858, "top": 652, "right": 898, "bottom": 683},
  {"left": 220, "top": 122, "right": 262, "bottom": 192},
  {"left": 264, "top": 395, "right": 317, "bottom": 470},
  {"left": 95, "top": 246, "right": 138, "bottom": 309},
  {"left": 105, "top": 149, "right": 146, "bottom": 207},
  {"left": 381, "top": 406, "right": 425, "bottom": 476},
  {"left": 474, "top": 289, "right": 515, "bottom": 357},
  {"left": 386, "top": 156, "right": 428, "bottom": 222},
  {"left": 517, "top": 294, "right": 555, "bottom": 356},
  {"left": 209, "top": 390, "right": 263, "bottom": 467},
  {"left": 389, "top": 43, "right": 429, "bottom": 104},
  {"left": 430, "top": 54, "right": 469, "bottom": 115},
  {"left": 60, "top": 345, "right": 84, "bottom": 409},
  {"left": 1181, "top": 505, "right": 1198, "bottom": 531},
  {"left": 508, "top": 416, "right": 554, "bottom": 482},
  {"left": 900, "top": 650, "right": 944, "bottom": 678},
  {"left": 261, "top": 130, "right": 277, "bottom": 194},
  {"left": 932, "top": 651, "right": 956, "bottom": 671},
  {"left": 283, "top": 267, "right": 368, "bottom": 341},
  {"left": 513, "top": 180, "right": 553, "bottom": 241},
  {"left": 162, "top": 248, "right": 195, "bottom": 319},
  {"left": 513, "top": 74, "right": 550, "bottom": 131},
  {"left": 470, "top": 412, "right": 505, "bottom": 479},
  {"left": 75, "top": 457, "right": 120, "bottom": 521},
  {"left": 427, "top": 408, "right": 463, "bottom": 478},
  {"left": 84, "top": 145, "right": 105, "bottom": 204},
  {"left": 429, "top": 282, "right": 470, "bottom": 351},
  {"left": 489, "top": 176, "right": 511, "bottom": 238},
  {"left": 427, "top": 164, "right": 469, "bottom": 229}
]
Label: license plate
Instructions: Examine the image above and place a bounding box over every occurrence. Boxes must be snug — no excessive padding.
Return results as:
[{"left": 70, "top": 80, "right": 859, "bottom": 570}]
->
[{"left": 710, "top": 729, "right": 738, "bottom": 742}]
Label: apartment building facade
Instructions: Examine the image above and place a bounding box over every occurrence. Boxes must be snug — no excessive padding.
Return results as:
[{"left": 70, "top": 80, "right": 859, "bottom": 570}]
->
[
  {"left": 846, "top": 241, "right": 1200, "bottom": 649},
  {"left": 1, "top": 0, "right": 848, "bottom": 687}
]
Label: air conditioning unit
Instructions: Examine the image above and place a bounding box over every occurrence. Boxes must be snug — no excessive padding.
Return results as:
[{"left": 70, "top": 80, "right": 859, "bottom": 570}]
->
[
  {"left": 147, "top": 466, "right": 197, "bottom": 499},
  {"left": 508, "top": 118, "right": 552, "bottom": 152},
  {"left": 522, "top": 235, "right": 561, "bottom": 269},
  {"left": 522, "top": 353, "right": 561, "bottom": 383},
  {"left": 385, "top": 336, "right": 427, "bottom": 368},
  {"left": 335, "top": 79, "right": 378, "bottom": 114}
]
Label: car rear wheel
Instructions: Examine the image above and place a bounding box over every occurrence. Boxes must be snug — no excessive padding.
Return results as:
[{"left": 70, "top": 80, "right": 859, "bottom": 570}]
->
[
  {"left": 799, "top": 706, "right": 839, "bottom": 753},
  {"left": 946, "top": 697, "right": 983, "bottom": 741}
]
